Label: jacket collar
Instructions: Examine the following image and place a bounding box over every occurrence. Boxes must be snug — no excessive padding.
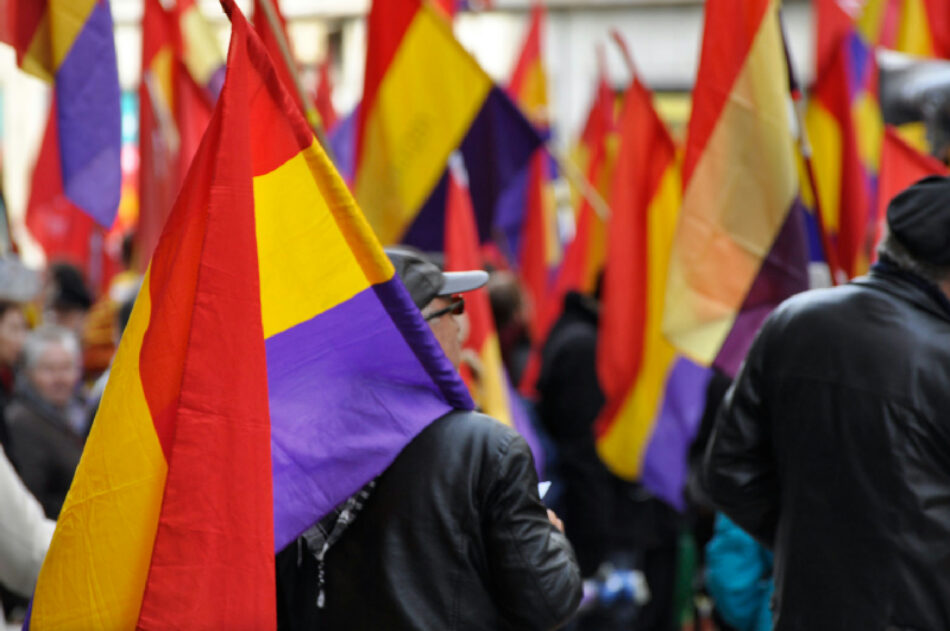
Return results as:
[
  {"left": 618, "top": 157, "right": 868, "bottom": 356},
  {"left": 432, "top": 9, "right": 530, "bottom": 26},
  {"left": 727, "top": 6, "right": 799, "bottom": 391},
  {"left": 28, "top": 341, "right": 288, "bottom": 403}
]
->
[{"left": 858, "top": 257, "right": 950, "bottom": 323}]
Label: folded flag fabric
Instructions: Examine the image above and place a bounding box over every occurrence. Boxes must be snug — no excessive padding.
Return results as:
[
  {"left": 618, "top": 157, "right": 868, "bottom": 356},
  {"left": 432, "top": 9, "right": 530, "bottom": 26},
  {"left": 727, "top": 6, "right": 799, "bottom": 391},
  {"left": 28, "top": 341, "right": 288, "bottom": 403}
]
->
[
  {"left": 807, "top": 22, "right": 882, "bottom": 278},
  {"left": 662, "top": 0, "right": 810, "bottom": 376},
  {"left": 355, "top": 0, "right": 541, "bottom": 251},
  {"left": 138, "top": 0, "right": 223, "bottom": 269},
  {"left": 593, "top": 74, "right": 712, "bottom": 506},
  {"left": 9, "top": 0, "right": 121, "bottom": 227},
  {"left": 24, "top": 99, "right": 122, "bottom": 294},
  {"left": 27, "top": 2, "right": 472, "bottom": 628}
]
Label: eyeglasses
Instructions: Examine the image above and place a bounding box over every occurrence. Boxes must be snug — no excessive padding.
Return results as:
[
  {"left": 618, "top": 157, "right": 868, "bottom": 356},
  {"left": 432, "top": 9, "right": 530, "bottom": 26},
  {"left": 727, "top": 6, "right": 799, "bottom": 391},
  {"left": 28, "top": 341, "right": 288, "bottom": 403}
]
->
[{"left": 424, "top": 296, "right": 465, "bottom": 321}]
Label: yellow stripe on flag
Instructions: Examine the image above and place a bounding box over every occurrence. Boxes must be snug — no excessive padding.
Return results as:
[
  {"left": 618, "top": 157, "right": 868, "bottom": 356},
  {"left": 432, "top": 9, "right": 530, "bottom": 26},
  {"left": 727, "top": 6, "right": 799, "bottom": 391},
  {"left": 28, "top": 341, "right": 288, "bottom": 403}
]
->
[
  {"left": 598, "top": 165, "right": 680, "bottom": 478},
  {"left": 254, "top": 143, "right": 395, "bottom": 338},
  {"left": 805, "top": 101, "right": 843, "bottom": 234},
  {"left": 180, "top": 4, "right": 225, "bottom": 87},
  {"left": 354, "top": 8, "right": 492, "bottom": 244},
  {"left": 663, "top": 7, "right": 798, "bottom": 365},
  {"left": 48, "top": 0, "right": 99, "bottom": 70},
  {"left": 897, "top": 0, "right": 935, "bottom": 57},
  {"left": 32, "top": 272, "right": 167, "bottom": 630},
  {"left": 477, "top": 335, "right": 513, "bottom": 427}
]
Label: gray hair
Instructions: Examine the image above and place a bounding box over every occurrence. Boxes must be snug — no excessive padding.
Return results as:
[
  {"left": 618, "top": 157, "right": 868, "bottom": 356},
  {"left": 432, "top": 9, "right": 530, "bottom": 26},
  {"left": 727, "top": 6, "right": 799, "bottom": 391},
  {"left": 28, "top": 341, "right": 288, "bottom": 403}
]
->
[
  {"left": 877, "top": 230, "right": 950, "bottom": 285},
  {"left": 22, "top": 325, "right": 80, "bottom": 371}
]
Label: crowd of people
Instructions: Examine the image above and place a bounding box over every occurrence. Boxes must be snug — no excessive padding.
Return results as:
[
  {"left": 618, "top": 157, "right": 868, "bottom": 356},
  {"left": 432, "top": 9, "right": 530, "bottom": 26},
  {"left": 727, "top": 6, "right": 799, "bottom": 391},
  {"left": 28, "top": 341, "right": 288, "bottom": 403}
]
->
[
  {"left": 2, "top": 175, "right": 950, "bottom": 630},
  {"left": 0, "top": 251, "right": 139, "bottom": 629}
]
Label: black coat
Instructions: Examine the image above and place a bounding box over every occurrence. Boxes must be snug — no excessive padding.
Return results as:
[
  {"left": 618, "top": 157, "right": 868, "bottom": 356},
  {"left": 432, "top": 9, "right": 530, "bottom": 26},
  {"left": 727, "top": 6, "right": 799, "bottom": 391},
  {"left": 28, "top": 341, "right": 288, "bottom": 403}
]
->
[
  {"left": 537, "top": 292, "right": 678, "bottom": 578},
  {"left": 276, "top": 410, "right": 582, "bottom": 631},
  {"left": 703, "top": 267, "right": 950, "bottom": 630}
]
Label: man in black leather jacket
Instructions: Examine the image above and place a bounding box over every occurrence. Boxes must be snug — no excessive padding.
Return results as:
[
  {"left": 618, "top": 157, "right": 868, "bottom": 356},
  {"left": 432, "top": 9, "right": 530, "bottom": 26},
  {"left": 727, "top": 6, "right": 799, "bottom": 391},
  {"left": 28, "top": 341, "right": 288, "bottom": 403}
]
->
[
  {"left": 276, "top": 248, "right": 582, "bottom": 630},
  {"left": 703, "top": 175, "right": 950, "bottom": 630}
]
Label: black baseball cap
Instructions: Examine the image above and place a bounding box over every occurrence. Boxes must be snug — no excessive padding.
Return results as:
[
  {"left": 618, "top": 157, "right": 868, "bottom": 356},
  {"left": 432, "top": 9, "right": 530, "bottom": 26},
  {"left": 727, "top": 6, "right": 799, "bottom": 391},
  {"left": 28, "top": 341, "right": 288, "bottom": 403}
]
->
[
  {"left": 886, "top": 175, "right": 950, "bottom": 266},
  {"left": 385, "top": 247, "right": 489, "bottom": 309}
]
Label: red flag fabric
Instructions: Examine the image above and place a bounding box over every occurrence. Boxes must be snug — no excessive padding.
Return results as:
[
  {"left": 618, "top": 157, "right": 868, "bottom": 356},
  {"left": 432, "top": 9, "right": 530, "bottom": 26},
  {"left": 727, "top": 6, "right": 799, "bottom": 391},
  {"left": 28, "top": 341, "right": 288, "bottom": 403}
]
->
[
  {"left": 25, "top": 100, "right": 120, "bottom": 293},
  {"left": 137, "top": 0, "right": 216, "bottom": 270},
  {"left": 252, "top": 0, "right": 307, "bottom": 120},
  {"left": 814, "top": 0, "right": 856, "bottom": 79},
  {"left": 873, "top": 126, "right": 948, "bottom": 253}
]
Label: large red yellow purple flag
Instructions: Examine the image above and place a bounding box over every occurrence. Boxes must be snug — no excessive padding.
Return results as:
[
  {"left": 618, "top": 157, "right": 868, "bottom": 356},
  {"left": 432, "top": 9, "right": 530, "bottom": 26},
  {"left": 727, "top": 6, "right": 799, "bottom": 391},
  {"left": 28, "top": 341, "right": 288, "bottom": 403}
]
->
[
  {"left": 7, "top": 0, "right": 121, "bottom": 227},
  {"left": 355, "top": 0, "right": 541, "bottom": 249},
  {"left": 662, "top": 0, "right": 810, "bottom": 375},
  {"left": 27, "top": 3, "right": 472, "bottom": 628},
  {"left": 594, "top": 75, "right": 711, "bottom": 500},
  {"left": 808, "top": 3, "right": 883, "bottom": 279}
]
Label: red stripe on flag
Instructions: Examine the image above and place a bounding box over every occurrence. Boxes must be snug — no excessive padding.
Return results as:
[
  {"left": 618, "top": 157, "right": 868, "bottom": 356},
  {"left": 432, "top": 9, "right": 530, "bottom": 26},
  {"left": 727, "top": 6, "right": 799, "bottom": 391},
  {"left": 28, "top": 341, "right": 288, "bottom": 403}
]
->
[
  {"left": 872, "top": 127, "right": 948, "bottom": 255},
  {"left": 595, "top": 77, "right": 674, "bottom": 437},
  {"left": 812, "top": 34, "right": 879, "bottom": 277},
  {"left": 924, "top": 0, "right": 950, "bottom": 57},
  {"left": 445, "top": 172, "right": 491, "bottom": 351},
  {"left": 814, "top": 0, "right": 854, "bottom": 80},
  {"left": 11, "top": 0, "right": 46, "bottom": 66},
  {"left": 137, "top": 0, "right": 179, "bottom": 269},
  {"left": 24, "top": 99, "right": 98, "bottom": 273},
  {"left": 507, "top": 2, "right": 543, "bottom": 99},
  {"left": 137, "top": 4, "right": 275, "bottom": 627},
  {"left": 356, "top": 0, "right": 419, "bottom": 169},
  {"left": 253, "top": 0, "right": 306, "bottom": 117},
  {"left": 682, "top": 0, "right": 771, "bottom": 186},
  {"left": 520, "top": 150, "right": 550, "bottom": 342}
]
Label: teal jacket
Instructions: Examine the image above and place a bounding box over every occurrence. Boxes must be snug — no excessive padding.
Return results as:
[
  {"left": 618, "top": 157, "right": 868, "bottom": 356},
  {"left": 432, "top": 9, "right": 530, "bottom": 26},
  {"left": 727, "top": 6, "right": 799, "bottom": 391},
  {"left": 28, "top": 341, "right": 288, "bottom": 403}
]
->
[{"left": 705, "top": 513, "right": 773, "bottom": 631}]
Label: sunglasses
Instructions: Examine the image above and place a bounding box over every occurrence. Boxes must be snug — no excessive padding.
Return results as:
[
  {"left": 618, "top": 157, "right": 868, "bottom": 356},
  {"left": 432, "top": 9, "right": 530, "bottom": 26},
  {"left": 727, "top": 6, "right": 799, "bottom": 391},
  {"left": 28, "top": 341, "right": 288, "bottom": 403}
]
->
[{"left": 424, "top": 296, "right": 465, "bottom": 321}]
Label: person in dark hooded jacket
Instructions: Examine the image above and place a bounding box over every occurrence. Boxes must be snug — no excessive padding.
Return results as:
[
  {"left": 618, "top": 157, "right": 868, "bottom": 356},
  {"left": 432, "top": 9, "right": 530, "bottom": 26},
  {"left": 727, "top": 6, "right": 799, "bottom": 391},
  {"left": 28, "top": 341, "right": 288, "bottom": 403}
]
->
[{"left": 703, "top": 175, "right": 950, "bottom": 630}]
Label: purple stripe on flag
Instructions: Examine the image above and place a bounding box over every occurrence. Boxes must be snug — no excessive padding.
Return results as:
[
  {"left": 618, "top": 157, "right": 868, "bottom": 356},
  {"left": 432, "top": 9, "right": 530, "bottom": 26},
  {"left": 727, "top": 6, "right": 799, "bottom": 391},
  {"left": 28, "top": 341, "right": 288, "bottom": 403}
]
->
[
  {"left": 267, "top": 278, "right": 471, "bottom": 548},
  {"left": 55, "top": 0, "right": 121, "bottom": 228},
  {"left": 460, "top": 86, "right": 542, "bottom": 248},
  {"left": 507, "top": 376, "right": 544, "bottom": 477},
  {"left": 403, "top": 170, "right": 449, "bottom": 252},
  {"left": 714, "top": 199, "right": 810, "bottom": 376},
  {"left": 328, "top": 105, "right": 358, "bottom": 184},
  {"left": 206, "top": 65, "right": 226, "bottom": 101},
  {"left": 641, "top": 357, "right": 713, "bottom": 511}
]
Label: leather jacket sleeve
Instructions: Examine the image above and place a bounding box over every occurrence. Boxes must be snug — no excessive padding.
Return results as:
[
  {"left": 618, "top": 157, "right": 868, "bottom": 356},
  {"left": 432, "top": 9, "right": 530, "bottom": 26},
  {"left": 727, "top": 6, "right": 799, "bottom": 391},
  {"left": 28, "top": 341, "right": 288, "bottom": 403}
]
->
[
  {"left": 702, "top": 320, "right": 780, "bottom": 548},
  {"left": 483, "top": 432, "right": 582, "bottom": 630}
]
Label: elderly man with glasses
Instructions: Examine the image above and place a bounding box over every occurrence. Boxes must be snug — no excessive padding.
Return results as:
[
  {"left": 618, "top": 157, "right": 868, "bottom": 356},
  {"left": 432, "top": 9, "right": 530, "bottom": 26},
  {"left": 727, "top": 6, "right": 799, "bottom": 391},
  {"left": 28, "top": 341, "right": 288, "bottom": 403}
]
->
[{"left": 275, "top": 247, "right": 581, "bottom": 631}]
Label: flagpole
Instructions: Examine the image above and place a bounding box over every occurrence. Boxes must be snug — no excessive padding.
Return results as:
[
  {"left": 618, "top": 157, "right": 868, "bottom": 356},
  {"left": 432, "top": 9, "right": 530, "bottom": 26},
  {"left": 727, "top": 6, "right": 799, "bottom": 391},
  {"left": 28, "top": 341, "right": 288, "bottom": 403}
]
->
[
  {"left": 609, "top": 29, "right": 639, "bottom": 81},
  {"left": 779, "top": 15, "right": 841, "bottom": 286},
  {"left": 256, "top": 0, "right": 336, "bottom": 162},
  {"left": 545, "top": 148, "right": 611, "bottom": 221}
]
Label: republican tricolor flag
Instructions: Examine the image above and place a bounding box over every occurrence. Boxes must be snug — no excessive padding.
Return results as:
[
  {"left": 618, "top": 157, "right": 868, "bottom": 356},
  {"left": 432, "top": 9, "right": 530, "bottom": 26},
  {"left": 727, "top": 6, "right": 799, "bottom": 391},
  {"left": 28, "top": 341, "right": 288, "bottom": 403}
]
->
[
  {"left": 27, "top": 3, "right": 472, "bottom": 628},
  {"left": 355, "top": 0, "right": 541, "bottom": 251},
  {"left": 663, "top": 0, "right": 810, "bottom": 376},
  {"left": 594, "top": 74, "right": 712, "bottom": 504},
  {"left": 808, "top": 2, "right": 883, "bottom": 279},
  {"left": 6, "top": 0, "right": 121, "bottom": 227}
]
